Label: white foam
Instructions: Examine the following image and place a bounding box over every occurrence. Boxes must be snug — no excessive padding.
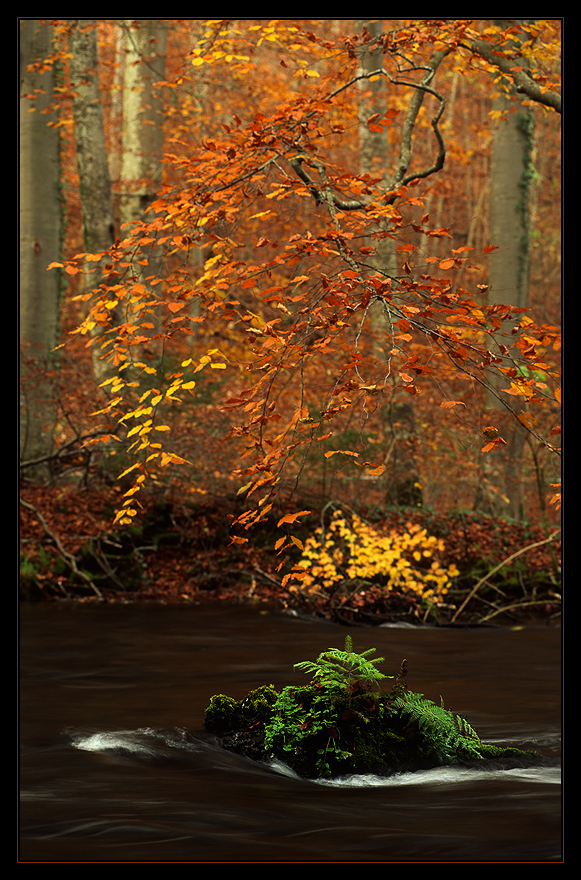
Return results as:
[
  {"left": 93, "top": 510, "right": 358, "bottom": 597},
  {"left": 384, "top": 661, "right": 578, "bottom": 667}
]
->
[
  {"left": 315, "top": 763, "right": 561, "bottom": 788},
  {"left": 71, "top": 729, "right": 157, "bottom": 756}
]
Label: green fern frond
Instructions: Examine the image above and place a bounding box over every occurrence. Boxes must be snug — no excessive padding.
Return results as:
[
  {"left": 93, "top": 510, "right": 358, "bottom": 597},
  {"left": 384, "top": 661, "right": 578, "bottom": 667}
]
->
[
  {"left": 294, "top": 636, "right": 390, "bottom": 697},
  {"left": 390, "top": 690, "right": 482, "bottom": 762}
]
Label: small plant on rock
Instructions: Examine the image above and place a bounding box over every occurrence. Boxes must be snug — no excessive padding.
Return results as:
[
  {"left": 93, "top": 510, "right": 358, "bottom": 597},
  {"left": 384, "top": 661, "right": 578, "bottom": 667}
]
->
[
  {"left": 294, "top": 634, "right": 391, "bottom": 704},
  {"left": 205, "top": 637, "right": 542, "bottom": 779}
]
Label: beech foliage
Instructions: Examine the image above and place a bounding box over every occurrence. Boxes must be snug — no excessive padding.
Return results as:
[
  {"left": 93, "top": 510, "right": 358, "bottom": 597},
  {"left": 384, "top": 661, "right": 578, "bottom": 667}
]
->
[{"left": 32, "top": 19, "right": 560, "bottom": 533}]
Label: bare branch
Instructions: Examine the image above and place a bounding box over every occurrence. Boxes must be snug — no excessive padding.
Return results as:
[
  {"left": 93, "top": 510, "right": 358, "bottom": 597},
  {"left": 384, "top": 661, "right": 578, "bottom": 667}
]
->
[
  {"left": 20, "top": 498, "right": 104, "bottom": 598},
  {"left": 388, "top": 48, "right": 450, "bottom": 187}
]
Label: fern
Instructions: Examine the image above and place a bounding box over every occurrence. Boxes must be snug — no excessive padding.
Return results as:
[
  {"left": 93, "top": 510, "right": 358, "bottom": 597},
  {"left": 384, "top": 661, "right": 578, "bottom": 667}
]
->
[
  {"left": 390, "top": 691, "right": 482, "bottom": 763},
  {"left": 294, "top": 635, "right": 391, "bottom": 700}
]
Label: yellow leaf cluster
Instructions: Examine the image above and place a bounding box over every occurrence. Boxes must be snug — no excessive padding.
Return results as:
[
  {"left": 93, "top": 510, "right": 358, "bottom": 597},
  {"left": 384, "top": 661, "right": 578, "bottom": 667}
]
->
[{"left": 294, "top": 510, "right": 458, "bottom": 603}]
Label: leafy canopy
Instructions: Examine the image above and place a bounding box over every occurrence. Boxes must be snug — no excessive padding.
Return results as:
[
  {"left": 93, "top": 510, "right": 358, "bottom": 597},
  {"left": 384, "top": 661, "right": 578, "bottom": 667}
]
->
[{"left": 47, "top": 19, "right": 561, "bottom": 530}]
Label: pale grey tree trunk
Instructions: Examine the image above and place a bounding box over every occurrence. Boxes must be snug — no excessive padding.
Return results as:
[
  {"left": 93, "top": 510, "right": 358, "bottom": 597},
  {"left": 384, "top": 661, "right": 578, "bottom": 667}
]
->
[
  {"left": 485, "top": 45, "right": 534, "bottom": 520},
  {"left": 119, "top": 20, "right": 167, "bottom": 225},
  {"left": 19, "top": 19, "right": 61, "bottom": 475},
  {"left": 119, "top": 20, "right": 168, "bottom": 352},
  {"left": 69, "top": 20, "right": 116, "bottom": 381}
]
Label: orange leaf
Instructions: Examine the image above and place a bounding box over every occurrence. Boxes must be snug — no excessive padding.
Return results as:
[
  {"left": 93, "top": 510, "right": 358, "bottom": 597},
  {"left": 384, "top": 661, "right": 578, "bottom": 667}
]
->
[
  {"left": 160, "top": 452, "right": 190, "bottom": 467},
  {"left": 277, "top": 510, "right": 311, "bottom": 527},
  {"left": 324, "top": 450, "right": 359, "bottom": 458}
]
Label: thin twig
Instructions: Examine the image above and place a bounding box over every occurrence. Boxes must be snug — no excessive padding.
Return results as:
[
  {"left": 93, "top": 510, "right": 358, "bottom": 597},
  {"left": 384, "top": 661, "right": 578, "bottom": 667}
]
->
[
  {"left": 19, "top": 498, "right": 103, "bottom": 598},
  {"left": 450, "top": 531, "right": 560, "bottom": 622},
  {"left": 479, "top": 596, "right": 561, "bottom": 624}
]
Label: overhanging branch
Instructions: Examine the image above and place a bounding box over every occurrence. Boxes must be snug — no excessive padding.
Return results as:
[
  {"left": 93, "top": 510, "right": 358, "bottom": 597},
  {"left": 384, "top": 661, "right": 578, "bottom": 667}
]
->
[{"left": 464, "top": 38, "right": 561, "bottom": 114}]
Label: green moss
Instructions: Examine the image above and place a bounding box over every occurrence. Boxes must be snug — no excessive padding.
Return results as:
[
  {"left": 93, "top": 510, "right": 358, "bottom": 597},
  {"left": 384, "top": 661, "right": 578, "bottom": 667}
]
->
[
  {"left": 205, "top": 686, "right": 279, "bottom": 734},
  {"left": 204, "top": 639, "right": 543, "bottom": 779},
  {"left": 240, "top": 685, "right": 279, "bottom": 722},
  {"left": 204, "top": 694, "right": 242, "bottom": 732}
]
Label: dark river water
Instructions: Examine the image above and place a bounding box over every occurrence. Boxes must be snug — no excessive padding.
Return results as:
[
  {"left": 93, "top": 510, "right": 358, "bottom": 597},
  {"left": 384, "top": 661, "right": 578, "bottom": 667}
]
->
[{"left": 19, "top": 601, "right": 562, "bottom": 863}]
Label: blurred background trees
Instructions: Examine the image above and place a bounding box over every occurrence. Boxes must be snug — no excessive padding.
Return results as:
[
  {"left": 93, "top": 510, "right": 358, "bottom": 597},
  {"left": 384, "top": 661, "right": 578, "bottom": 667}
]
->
[{"left": 19, "top": 19, "right": 561, "bottom": 530}]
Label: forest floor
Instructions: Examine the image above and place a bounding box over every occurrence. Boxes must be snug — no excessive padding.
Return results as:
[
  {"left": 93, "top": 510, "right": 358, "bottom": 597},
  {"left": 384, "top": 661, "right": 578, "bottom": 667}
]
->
[{"left": 19, "top": 481, "right": 562, "bottom": 627}]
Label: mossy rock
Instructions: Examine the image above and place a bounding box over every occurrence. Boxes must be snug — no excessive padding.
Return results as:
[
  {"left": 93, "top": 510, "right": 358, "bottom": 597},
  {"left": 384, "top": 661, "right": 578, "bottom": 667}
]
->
[
  {"left": 204, "top": 683, "right": 541, "bottom": 780},
  {"left": 205, "top": 685, "right": 279, "bottom": 733},
  {"left": 204, "top": 639, "right": 544, "bottom": 780}
]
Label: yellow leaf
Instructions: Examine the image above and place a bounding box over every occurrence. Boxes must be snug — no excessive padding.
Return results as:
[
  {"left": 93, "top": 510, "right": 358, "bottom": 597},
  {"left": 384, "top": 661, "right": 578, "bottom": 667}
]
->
[
  {"left": 154, "top": 425, "right": 171, "bottom": 432},
  {"left": 117, "top": 463, "right": 141, "bottom": 480},
  {"left": 113, "top": 510, "right": 129, "bottom": 525}
]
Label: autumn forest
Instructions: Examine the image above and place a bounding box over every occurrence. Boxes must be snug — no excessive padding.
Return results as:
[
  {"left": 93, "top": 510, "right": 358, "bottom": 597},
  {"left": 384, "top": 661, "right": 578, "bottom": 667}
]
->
[{"left": 19, "top": 19, "right": 562, "bottom": 625}]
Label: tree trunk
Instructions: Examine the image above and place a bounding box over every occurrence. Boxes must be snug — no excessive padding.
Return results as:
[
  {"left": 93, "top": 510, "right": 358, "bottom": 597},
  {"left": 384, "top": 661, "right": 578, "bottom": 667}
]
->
[
  {"left": 19, "top": 20, "right": 61, "bottom": 476},
  {"left": 485, "top": 42, "right": 534, "bottom": 520},
  {"left": 69, "top": 20, "right": 117, "bottom": 382},
  {"left": 119, "top": 20, "right": 168, "bottom": 353},
  {"left": 356, "top": 19, "right": 422, "bottom": 509},
  {"left": 119, "top": 20, "right": 167, "bottom": 225}
]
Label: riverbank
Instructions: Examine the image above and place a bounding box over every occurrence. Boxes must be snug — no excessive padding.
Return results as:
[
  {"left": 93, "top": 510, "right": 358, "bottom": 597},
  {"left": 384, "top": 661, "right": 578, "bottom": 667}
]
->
[{"left": 19, "top": 482, "right": 561, "bottom": 626}]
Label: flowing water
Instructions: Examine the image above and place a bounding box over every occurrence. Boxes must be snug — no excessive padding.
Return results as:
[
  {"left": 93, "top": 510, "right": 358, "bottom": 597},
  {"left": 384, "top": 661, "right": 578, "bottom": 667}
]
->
[{"left": 19, "top": 602, "right": 562, "bottom": 863}]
